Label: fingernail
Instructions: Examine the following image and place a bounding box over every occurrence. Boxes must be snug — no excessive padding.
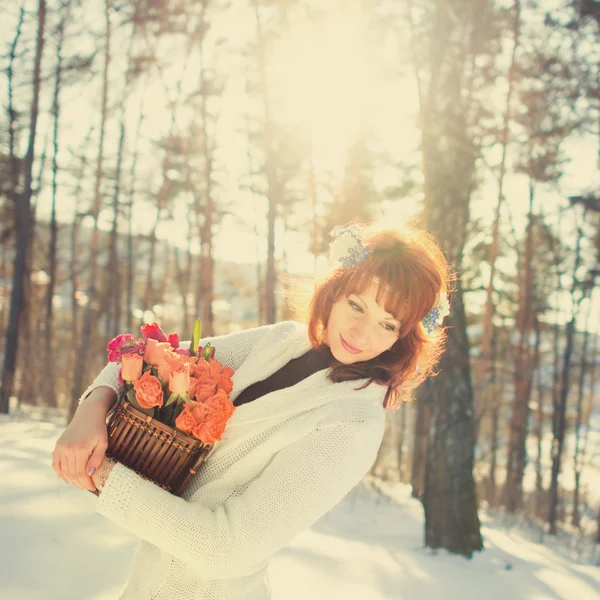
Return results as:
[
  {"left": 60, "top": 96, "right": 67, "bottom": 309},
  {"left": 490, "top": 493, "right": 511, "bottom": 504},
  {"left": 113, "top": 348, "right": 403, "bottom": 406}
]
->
[{"left": 87, "top": 466, "right": 96, "bottom": 476}]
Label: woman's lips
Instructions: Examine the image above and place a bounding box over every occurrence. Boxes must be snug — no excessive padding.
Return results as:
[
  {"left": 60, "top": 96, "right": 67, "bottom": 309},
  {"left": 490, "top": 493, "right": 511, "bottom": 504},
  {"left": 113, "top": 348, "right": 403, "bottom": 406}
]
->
[{"left": 340, "top": 335, "right": 362, "bottom": 354}]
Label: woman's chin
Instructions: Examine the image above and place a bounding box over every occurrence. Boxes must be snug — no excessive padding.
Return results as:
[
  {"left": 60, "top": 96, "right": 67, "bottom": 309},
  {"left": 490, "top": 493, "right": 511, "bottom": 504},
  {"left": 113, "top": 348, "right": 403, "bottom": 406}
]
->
[{"left": 331, "top": 345, "right": 361, "bottom": 364}]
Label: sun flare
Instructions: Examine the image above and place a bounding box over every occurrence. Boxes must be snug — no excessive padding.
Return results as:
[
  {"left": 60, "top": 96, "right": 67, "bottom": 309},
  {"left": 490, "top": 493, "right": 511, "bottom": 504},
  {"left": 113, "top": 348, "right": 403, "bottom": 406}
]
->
[{"left": 269, "top": 15, "right": 378, "bottom": 159}]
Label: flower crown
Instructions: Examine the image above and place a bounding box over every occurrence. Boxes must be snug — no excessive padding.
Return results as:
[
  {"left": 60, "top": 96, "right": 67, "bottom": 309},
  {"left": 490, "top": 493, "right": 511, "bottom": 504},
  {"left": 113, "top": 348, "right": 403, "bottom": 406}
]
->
[{"left": 329, "top": 225, "right": 450, "bottom": 334}]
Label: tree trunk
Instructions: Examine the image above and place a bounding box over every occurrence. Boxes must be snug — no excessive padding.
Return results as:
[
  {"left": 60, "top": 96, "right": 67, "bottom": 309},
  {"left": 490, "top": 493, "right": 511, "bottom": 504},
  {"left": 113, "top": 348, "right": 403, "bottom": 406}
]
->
[
  {"left": 486, "top": 325, "right": 499, "bottom": 507},
  {"left": 43, "top": 4, "right": 67, "bottom": 408},
  {"left": 571, "top": 293, "right": 593, "bottom": 527},
  {"left": 141, "top": 205, "right": 161, "bottom": 320},
  {"left": 107, "top": 22, "right": 137, "bottom": 339},
  {"left": 253, "top": 1, "right": 277, "bottom": 325},
  {"left": 199, "top": 48, "right": 214, "bottom": 336},
  {"left": 7, "top": 8, "right": 25, "bottom": 205},
  {"left": 125, "top": 89, "right": 147, "bottom": 333},
  {"left": 397, "top": 399, "right": 408, "bottom": 481},
  {"left": 411, "top": 396, "right": 428, "bottom": 499},
  {"left": 0, "top": 0, "right": 46, "bottom": 414},
  {"left": 504, "top": 182, "right": 535, "bottom": 512},
  {"left": 69, "top": 0, "right": 111, "bottom": 421},
  {"left": 415, "top": 1, "right": 483, "bottom": 556},
  {"left": 474, "top": 0, "right": 521, "bottom": 437},
  {"left": 548, "top": 222, "right": 584, "bottom": 534},
  {"left": 533, "top": 318, "right": 545, "bottom": 520}
]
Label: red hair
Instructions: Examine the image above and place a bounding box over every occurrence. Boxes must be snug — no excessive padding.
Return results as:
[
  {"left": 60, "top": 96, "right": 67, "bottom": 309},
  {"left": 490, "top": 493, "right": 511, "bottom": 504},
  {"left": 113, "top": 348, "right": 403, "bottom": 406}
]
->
[{"left": 289, "top": 222, "right": 453, "bottom": 411}]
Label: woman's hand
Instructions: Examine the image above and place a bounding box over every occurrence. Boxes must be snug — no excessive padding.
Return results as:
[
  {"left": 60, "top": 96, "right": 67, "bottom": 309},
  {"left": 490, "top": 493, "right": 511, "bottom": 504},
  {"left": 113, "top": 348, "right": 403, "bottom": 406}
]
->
[{"left": 52, "top": 390, "right": 115, "bottom": 492}]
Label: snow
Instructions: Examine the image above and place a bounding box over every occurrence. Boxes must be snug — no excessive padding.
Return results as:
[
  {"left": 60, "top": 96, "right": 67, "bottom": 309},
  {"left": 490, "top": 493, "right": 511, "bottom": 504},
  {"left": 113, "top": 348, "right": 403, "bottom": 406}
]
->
[{"left": 1, "top": 407, "right": 599, "bottom": 600}]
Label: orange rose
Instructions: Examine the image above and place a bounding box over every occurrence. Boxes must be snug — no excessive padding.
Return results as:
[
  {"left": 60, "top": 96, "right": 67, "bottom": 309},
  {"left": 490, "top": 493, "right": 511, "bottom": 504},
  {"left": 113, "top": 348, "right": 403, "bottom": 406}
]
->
[
  {"left": 192, "top": 415, "right": 227, "bottom": 445},
  {"left": 193, "top": 380, "right": 218, "bottom": 402},
  {"left": 144, "top": 339, "right": 172, "bottom": 367},
  {"left": 208, "top": 358, "right": 223, "bottom": 381},
  {"left": 191, "top": 400, "right": 215, "bottom": 422},
  {"left": 121, "top": 352, "right": 143, "bottom": 382},
  {"left": 169, "top": 363, "right": 191, "bottom": 395},
  {"left": 204, "top": 388, "right": 235, "bottom": 420},
  {"left": 191, "top": 358, "right": 212, "bottom": 380},
  {"left": 174, "top": 403, "right": 197, "bottom": 435},
  {"left": 132, "top": 371, "right": 164, "bottom": 409},
  {"left": 189, "top": 358, "right": 219, "bottom": 401},
  {"left": 218, "top": 372, "right": 233, "bottom": 394}
]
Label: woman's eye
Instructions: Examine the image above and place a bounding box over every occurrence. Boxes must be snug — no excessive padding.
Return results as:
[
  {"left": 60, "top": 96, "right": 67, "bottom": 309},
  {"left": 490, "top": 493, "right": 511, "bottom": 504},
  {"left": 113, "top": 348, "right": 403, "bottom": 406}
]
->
[
  {"left": 348, "top": 300, "right": 362, "bottom": 312},
  {"left": 382, "top": 323, "right": 396, "bottom": 332}
]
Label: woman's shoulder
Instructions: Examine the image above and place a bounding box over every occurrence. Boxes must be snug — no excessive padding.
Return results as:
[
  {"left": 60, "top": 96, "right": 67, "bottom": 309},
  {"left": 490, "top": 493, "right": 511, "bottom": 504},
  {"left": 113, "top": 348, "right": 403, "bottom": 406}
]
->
[
  {"left": 326, "top": 381, "right": 387, "bottom": 422},
  {"left": 256, "top": 320, "right": 306, "bottom": 338}
]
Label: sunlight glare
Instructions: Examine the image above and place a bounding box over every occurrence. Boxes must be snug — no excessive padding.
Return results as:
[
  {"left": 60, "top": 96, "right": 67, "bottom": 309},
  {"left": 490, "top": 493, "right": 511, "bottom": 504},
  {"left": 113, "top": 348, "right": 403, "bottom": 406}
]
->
[{"left": 270, "top": 15, "right": 376, "bottom": 162}]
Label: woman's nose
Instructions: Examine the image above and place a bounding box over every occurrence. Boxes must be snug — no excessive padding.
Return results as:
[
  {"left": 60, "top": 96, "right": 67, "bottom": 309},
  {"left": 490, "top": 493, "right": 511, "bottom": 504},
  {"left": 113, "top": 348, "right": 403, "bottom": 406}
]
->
[{"left": 350, "top": 321, "right": 370, "bottom": 343}]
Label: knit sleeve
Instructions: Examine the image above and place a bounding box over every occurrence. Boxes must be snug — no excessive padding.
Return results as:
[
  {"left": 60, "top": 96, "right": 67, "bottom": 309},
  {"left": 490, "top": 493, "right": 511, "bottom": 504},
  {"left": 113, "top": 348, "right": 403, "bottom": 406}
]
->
[
  {"left": 94, "top": 417, "right": 384, "bottom": 579},
  {"left": 78, "top": 322, "right": 288, "bottom": 406}
]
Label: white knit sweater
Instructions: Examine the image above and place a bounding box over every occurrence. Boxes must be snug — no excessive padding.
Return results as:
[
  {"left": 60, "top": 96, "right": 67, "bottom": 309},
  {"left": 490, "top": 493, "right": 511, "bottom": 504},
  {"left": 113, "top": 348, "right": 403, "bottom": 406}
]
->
[{"left": 81, "top": 321, "right": 386, "bottom": 600}]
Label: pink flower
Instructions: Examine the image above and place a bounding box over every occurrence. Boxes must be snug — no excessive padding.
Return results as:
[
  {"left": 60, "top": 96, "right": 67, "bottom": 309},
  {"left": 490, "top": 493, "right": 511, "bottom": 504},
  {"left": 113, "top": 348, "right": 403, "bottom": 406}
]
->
[
  {"left": 121, "top": 342, "right": 145, "bottom": 356},
  {"left": 107, "top": 333, "right": 138, "bottom": 362},
  {"left": 168, "top": 333, "right": 180, "bottom": 349},
  {"left": 107, "top": 333, "right": 137, "bottom": 352},
  {"left": 140, "top": 322, "right": 168, "bottom": 343},
  {"left": 174, "top": 347, "right": 190, "bottom": 356}
]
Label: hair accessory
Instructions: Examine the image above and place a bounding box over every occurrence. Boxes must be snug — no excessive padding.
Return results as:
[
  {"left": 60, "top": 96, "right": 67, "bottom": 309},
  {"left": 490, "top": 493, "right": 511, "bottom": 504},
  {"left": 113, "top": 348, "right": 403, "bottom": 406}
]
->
[
  {"left": 422, "top": 293, "right": 450, "bottom": 334},
  {"left": 329, "top": 225, "right": 373, "bottom": 270}
]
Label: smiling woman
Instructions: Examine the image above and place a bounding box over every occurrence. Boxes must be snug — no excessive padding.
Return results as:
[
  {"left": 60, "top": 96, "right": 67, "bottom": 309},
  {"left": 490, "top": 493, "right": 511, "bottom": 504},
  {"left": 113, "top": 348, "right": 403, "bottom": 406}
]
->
[{"left": 327, "top": 282, "right": 402, "bottom": 364}]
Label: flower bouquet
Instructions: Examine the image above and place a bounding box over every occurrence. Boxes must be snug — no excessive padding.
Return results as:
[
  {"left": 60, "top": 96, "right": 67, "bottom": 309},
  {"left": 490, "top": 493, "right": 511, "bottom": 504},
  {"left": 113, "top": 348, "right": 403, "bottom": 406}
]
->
[{"left": 99, "top": 318, "right": 235, "bottom": 496}]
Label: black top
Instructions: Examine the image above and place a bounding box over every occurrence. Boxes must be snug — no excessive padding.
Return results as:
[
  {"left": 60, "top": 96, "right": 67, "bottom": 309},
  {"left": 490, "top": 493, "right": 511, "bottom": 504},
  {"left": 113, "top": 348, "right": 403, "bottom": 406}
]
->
[{"left": 233, "top": 345, "right": 335, "bottom": 407}]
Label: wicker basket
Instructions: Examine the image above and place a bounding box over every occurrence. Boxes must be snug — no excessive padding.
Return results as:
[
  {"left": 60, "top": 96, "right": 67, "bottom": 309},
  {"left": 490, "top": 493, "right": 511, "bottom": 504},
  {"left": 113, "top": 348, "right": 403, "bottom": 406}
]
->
[{"left": 94, "top": 398, "right": 211, "bottom": 497}]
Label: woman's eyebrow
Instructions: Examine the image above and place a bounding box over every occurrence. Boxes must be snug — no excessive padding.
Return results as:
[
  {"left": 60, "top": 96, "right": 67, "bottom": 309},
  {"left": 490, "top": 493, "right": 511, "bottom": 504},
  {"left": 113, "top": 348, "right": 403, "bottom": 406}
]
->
[{"left": 355, "top": 294, "right": 400, "bottom": 322}]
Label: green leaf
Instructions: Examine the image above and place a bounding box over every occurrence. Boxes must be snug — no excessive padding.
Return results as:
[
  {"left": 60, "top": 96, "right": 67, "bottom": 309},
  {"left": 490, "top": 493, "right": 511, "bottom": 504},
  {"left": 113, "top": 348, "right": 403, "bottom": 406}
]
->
[
  {"left": 126, "top": 389, "right": 153, "bottom": 417},
  {"left": 190, "top": 318, "right": 202, "bottom": 354},
  {"left": 126, "top": 388, "right": 138, "bottom": 406}
]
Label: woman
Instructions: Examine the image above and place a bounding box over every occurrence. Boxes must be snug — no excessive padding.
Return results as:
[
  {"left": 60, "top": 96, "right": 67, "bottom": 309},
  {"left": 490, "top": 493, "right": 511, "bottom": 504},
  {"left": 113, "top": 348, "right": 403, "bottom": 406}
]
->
[{"left": 52, "top": 222, "right": 451, "bottom": 600}]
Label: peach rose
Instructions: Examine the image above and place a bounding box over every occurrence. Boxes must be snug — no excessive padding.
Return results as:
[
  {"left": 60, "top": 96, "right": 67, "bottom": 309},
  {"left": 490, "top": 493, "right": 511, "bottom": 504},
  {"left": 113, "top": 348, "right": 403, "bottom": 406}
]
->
[
  {"left": 132, "top": 371, "right": 164, "bottom": 409},
  {"left": 144, "top": 338, "right": 172, "bottom": 367},
  {"left": 157, "top": 350, "right": 184, "bottom": 382},
  {"left": 121, "top": 352, "right": 143, "bottom": 382},
  {"left": 169, "top": 363, "right": 191, "bottom": 395}
]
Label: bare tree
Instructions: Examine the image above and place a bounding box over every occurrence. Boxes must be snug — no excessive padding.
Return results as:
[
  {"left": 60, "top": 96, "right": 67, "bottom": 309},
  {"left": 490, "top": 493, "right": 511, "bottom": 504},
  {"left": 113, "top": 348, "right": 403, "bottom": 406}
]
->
[
  {"left": 408, "top": 0, "right": 491, "bottom": 556},
  {"left": 252, "top": 0, "right": 279, "bottom": 325},
  {"left": 69, "top": 0, "right": 111, "bottom": 420},
  {"left": 474, "top": 0, "right": 521, "bottom": 436},
  {"left": 1, "top": 0, "right": 46, "bottom": 414},
  {"left": 43, "top": 0, "right": 72, "bottom": 408}
]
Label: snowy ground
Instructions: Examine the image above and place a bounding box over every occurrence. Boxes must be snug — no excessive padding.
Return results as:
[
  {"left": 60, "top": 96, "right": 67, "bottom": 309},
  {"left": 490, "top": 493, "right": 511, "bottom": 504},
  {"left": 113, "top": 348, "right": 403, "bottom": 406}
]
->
[{"left": 1, "top": 407, "right": 599, "bottom": 600}]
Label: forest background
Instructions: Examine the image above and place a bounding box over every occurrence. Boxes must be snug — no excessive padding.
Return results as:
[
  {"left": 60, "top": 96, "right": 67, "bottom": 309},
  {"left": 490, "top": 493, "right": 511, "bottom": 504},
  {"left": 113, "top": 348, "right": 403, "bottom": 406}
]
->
[{"left": 1, "top": 0, "right": 599, "bottom": 559}]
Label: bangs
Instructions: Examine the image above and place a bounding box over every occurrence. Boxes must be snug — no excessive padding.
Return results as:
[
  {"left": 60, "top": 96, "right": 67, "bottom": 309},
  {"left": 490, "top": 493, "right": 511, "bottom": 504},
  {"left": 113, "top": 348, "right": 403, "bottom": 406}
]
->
[{"left": 332, "top": 255, "right": 436, "bottom": 335}]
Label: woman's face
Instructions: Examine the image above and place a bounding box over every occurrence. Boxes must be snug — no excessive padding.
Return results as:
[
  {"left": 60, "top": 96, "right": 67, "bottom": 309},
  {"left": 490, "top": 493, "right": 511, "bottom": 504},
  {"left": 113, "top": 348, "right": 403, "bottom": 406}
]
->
[{"left": 325, "top": 280, "right": 401, "bottom": 364}]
